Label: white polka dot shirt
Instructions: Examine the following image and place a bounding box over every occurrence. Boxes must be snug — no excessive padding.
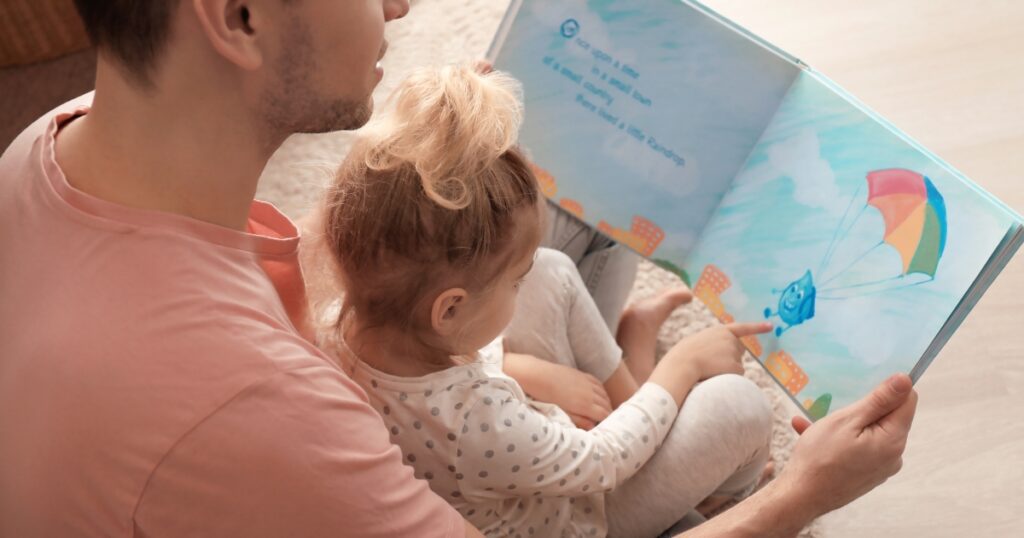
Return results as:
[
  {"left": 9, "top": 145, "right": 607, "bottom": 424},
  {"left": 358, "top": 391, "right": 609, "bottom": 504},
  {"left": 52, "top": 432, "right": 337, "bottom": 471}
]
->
[{"left": 346, "top": 339, "right": 679, "bottom": 537}]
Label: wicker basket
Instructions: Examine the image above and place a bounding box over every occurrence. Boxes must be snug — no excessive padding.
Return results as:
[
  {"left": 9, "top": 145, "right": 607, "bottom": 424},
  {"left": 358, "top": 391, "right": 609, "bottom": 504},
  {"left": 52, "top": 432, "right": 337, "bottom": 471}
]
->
[{"left": 0, "top": 0, "right": 91, "bottom": 67}]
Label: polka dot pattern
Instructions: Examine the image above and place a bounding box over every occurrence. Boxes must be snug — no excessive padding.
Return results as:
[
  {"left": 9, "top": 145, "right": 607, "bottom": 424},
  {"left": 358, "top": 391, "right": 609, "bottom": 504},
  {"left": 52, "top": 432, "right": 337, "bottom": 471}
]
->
[{"left": 347, "top": 339, "right": 679, "bottom": 538}]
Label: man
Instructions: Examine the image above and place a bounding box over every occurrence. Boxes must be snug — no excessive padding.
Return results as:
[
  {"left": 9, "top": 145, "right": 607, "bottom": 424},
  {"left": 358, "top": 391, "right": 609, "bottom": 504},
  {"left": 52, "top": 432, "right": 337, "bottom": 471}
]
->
[{"left": 0, "top": 1, "right": 916, "bottom": 536}]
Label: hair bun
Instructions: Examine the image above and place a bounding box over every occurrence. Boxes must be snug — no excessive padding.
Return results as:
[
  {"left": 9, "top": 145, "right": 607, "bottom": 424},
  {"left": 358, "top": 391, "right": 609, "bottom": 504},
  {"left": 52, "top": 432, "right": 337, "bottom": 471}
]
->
[{"left": 364, "top": 64, "right": 525, "bottom": 210}]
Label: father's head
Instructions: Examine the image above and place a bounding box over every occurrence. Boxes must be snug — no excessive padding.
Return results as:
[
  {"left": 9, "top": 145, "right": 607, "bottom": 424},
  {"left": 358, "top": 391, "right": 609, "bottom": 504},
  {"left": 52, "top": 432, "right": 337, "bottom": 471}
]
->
[{"left": 72, "top": 0, "right": 410, "bottom": 134}]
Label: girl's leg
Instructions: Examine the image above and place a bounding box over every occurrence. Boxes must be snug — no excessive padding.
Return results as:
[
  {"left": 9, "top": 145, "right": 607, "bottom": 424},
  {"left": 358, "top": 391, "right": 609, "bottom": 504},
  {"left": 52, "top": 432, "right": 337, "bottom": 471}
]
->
[
  {"left": 604, "top": 374, "right": 774, "bottom": 538},
  {"left": 615, "top": 288, "right": 693, "bottom": 384},
  {"left": 505, "top": 248, "right": 690, "bottom": 406},
  {"left": 503, "top": 247, "right": 622, "bottom": 382},
  {"left": 542, "top": 201, "right": 640, "bottom": 333}
]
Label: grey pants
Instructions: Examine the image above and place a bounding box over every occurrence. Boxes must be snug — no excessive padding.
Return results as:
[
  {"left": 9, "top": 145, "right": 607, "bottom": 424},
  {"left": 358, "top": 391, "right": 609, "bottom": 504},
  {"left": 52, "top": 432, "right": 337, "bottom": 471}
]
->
[
  {"left": 543, "top": 200, "right": 641, "bottom": 334},
  {"left": 505, "top": 248, "right": 773, "bottom": 538}
]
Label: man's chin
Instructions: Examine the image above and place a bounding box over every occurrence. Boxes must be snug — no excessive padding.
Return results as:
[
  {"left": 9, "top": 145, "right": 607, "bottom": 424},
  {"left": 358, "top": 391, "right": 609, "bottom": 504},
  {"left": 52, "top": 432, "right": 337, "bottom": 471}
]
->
[
  {"left": 345, "top": 99, "right": 374, "bottom": 130},
  {"left": 299, "top": 98, "right": 374, "bottom": 134}
]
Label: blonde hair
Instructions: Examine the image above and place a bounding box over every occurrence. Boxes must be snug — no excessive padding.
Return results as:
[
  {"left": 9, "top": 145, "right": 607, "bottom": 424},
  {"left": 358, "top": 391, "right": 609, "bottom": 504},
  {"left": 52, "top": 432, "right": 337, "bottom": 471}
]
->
[{"left": 322, "top": 64, "right": 541, "bottom": 334}]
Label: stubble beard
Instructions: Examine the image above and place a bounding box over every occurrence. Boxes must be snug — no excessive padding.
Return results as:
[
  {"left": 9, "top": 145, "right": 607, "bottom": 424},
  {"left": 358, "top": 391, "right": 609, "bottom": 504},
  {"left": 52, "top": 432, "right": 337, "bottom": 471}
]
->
[{"left": 261, "top": 19, "right": 375, "bottom": 138}]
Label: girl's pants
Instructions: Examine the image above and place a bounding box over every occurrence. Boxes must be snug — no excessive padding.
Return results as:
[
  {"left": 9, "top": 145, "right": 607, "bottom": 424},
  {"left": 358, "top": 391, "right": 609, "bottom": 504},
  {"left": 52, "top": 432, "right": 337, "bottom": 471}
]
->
[
  {"left": 505, "top": 248, "right": 773, "bottom": 537},
  {"left": 543, "top": 201, "right": 640, "bottom": 334}
]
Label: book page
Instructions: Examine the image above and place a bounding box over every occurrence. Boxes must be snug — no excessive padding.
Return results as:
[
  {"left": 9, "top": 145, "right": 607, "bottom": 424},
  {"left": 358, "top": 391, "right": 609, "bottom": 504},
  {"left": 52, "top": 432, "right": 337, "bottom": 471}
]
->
[
  {"left": 684, "top": 71, "right": 1020, "bottom": 418},
  {"left": 490, "top": 0, "right": 798, "bottom": 269}
]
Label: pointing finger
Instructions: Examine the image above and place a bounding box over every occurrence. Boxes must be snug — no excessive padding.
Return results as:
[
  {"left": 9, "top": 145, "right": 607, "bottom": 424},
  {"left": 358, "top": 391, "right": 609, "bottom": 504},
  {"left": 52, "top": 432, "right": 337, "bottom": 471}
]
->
[{"left": 726, "top": 322, "right": 773, "bottom": 338}]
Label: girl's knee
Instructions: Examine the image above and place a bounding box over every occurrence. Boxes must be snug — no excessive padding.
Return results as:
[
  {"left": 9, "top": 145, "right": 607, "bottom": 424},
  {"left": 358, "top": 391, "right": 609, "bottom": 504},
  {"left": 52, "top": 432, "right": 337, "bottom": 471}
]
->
[
  {"left": 534, "top": 247, "right": 578, "bottom": 274},
  {"left": 514, "top": 248, "right": 574, "bottom": 299},
  {"left": 531, "top": 247, "right": 587, "bottom": 294},
  {"left": 690, "top": 374, "right": 773, "bottom": 443}
]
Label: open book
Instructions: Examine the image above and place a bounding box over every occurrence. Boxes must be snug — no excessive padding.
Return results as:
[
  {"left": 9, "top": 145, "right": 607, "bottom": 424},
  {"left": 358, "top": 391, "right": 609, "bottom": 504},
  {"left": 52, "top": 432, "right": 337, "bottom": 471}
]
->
[{"left": 487, "top": 0, "right": 1023, "bottom": 419}]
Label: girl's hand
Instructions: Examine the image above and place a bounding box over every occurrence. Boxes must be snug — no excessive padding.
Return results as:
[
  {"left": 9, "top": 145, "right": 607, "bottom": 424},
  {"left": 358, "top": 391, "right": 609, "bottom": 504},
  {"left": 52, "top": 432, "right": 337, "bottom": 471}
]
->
[
  {"left": 668, "top": 322, "right": 772, "bottom": 381},
  {"left": 503, "top": 352, "right": 612, "bottom": 430},
  {"left": 649, "top": 322, "right": 772, "bottom": 406}
]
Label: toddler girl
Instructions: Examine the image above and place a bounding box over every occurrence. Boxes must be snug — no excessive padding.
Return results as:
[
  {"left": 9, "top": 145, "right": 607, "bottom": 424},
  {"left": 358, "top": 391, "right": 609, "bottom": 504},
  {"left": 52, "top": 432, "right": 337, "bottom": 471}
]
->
[{"left": 320, "top": 65, "right": 774, "bottom": 537}]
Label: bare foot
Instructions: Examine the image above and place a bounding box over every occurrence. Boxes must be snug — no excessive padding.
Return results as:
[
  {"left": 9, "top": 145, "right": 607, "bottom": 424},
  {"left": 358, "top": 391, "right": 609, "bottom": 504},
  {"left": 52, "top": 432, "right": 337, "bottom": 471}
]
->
[
  {"left": 695, "top": 461, "right": 776, "bottom": 518},
  {"left": 616, "top": 288, "right": 693, "bottom": 383}
]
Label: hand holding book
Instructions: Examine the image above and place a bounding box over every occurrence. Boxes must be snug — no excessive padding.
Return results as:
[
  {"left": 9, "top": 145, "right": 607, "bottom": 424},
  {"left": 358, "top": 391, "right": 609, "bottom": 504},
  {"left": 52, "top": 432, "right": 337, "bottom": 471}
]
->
[{"left": 674, "top": 374, "right": 918, "bottom": 537}]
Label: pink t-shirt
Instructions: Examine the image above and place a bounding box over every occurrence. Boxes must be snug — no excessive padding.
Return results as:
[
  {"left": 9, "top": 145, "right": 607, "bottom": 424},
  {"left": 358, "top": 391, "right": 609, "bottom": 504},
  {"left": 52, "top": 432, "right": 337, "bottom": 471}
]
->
[{"left": 0, "top": 95, "right": 464, "bottom": 538}]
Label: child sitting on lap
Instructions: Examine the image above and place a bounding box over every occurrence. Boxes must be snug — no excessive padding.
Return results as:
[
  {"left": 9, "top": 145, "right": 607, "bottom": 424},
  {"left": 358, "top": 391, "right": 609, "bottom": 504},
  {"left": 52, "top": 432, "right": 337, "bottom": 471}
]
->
[{"left": 319, "top": 65, "right": 774, "bottom": 538}]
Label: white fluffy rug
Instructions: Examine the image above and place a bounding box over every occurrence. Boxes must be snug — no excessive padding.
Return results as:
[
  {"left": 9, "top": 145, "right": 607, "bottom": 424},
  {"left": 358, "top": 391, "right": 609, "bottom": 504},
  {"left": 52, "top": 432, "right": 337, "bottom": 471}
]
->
[{"left": 256, "top": 1, "right": 819, "bottom": 535}]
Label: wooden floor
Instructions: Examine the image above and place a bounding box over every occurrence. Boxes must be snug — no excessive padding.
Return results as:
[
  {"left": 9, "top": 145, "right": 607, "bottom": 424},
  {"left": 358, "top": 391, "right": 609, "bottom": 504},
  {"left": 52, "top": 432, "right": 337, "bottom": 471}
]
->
[{"left": 699, "top": 1, "right": 1024, "bottom": 535}]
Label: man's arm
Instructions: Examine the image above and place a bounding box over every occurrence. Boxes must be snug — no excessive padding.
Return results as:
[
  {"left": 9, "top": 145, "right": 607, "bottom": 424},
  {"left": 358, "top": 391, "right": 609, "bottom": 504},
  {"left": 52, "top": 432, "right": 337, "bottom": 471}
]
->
[
  {"left": 680, "top": 478, "right": 816, "bottom": 537},
  {"left": 133, "top": 365, "right": 466, "bottom": 538},
  {"left": 676, "top": 374, "right": 918, "bottom": 537}
]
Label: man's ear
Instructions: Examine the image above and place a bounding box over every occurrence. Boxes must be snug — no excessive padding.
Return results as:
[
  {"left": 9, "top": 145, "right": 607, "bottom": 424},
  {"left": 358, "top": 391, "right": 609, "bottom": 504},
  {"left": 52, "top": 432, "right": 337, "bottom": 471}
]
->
[
  {"left": 191, "top": 0, "right": 264, "bottom": 70},
  {"left": 431, "top": 288, "right": 469, "bottom": 336}
]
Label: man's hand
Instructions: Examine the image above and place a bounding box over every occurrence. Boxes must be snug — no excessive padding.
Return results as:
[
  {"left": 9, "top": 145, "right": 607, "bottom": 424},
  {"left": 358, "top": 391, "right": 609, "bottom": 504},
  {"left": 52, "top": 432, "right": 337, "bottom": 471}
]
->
[
  {"left": 781, "top": 373, "right": 918, "bottom": 518},
  {"left": 673, "top": 374, "right": 919, "bottom": 537},
  {"left": 503, "top": 352, "right": 612, "bottom": 429},
  {"left": 473, "top": 60, "right": 494, "bottom": 74}
]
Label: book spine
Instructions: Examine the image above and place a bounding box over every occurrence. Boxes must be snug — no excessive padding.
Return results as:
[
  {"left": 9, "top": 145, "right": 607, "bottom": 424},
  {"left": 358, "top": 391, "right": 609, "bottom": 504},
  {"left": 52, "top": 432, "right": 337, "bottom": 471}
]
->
[
  {"left": 485, "top": 0, "right": 525, "bottom": 63},
  {"left": 680, "top": 0, "right": 807, "bottom": 69},
  {"left": 684, "top": 0, "right": 1020, "bottom": 223}
]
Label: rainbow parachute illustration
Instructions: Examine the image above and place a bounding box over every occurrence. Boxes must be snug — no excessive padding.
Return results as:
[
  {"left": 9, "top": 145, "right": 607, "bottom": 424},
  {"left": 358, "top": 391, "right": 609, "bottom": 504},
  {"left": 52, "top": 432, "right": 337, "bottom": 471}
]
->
[
  {"left": 766, "top": 168, "right": 947, "bottom": 337},
  {"left": 866, "top": 169, "right": 947, "bottom": 277}
]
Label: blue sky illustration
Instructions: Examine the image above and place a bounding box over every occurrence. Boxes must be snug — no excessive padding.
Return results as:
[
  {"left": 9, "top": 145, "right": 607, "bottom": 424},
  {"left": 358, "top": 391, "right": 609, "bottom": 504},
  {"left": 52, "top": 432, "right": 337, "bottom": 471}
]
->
[{"left": 493, "top": 0, "right": 1019, "bottom": 413}]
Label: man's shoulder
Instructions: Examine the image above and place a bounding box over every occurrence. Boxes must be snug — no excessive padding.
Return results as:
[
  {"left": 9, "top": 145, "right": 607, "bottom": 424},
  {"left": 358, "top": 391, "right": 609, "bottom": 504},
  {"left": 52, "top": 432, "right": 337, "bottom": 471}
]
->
[{"left": 1, "top": 92, "right": 92, "bottom": 163}]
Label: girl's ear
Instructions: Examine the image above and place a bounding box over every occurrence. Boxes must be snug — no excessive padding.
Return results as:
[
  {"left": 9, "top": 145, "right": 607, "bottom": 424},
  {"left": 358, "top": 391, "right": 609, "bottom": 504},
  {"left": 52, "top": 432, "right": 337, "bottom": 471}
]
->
[{"left": 431, "top": 288, "right": 469, "bottom": 336}]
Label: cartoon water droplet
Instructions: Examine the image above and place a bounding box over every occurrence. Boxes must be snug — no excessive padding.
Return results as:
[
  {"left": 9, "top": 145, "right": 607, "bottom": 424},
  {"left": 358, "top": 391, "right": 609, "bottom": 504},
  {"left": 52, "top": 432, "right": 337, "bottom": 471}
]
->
[{"left": 764, "top": 270, "right": 816, "bottom": 337}]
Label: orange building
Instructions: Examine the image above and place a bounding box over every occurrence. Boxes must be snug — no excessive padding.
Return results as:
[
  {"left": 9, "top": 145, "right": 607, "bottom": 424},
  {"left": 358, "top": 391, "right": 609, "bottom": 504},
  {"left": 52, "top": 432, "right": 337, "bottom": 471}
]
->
[
  {"left": 693, "top": 287, "right": 721, "bottom": 318},
  {"left": 764, "top": 350, "right": 808, "bottom": 396},
  {"left": 739, "top": 335, "right": 764, "bottom": 358},
  {"left": 692, "top": 265, "right": 731, "bottom": 320},
  {"left": 529, "top": 162, "right": 558, "bottom": 198},
  {"left": 694, "top": 264, "right": 731, "bottom": 295},
  {"left": 616, "top": 231, "right": 648, "bottom": 254},
  {"left": 559, "top": 198, "right": 584, "bottom": 219},
  {"left": 695, "top": 287, "right": 727, "bottom": 321},
  {"left": 629, "top": 216, "right": 665, "bottom": 257},
  {"left": 595, "top": 221, "right": 643, "bottom": 253},
  {"left": 594, "top": 216, "right": 666, "bottom": 257}
]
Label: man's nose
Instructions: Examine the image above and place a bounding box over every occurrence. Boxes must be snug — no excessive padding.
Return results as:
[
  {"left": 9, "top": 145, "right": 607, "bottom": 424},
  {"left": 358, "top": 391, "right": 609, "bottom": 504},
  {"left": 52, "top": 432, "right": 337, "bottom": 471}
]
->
[{"left": 385, "top": 0, "right": 411, "bottom": 21}]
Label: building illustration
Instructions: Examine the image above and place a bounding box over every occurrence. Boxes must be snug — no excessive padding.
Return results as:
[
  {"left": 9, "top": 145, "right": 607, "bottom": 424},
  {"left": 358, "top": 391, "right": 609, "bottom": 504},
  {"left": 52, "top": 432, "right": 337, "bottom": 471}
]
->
[
  {"left": 596, "top": 216, "right": 666, "bottom": 257},
  {"left": 559, "top": 198, "right": 584, "bottom": 219},
  {"left": 764, "top": 350, "right": 808, "bottom": 396},
  {"left": 692, "top": 264, "right": 765, "bottom": 358},
  {"left": 528, "top": 162, "right": 558, "bottom": 198}
]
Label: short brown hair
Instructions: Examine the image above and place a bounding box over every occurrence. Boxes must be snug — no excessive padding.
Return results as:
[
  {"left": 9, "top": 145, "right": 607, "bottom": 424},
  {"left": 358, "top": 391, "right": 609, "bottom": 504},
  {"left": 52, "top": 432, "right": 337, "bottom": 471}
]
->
[
  {"left": 72, "top": 0, "right": 180, "bottom": 83},
  {"left": 323, "top": 65, "right": 541, "bottom": 333}
]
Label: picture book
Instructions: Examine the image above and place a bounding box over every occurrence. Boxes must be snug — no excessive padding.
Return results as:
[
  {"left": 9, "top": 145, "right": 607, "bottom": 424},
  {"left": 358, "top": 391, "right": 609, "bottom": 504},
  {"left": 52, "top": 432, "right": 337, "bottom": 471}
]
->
[{"left": 487, "top": 0, "right": 1024, "bottom": 419}]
